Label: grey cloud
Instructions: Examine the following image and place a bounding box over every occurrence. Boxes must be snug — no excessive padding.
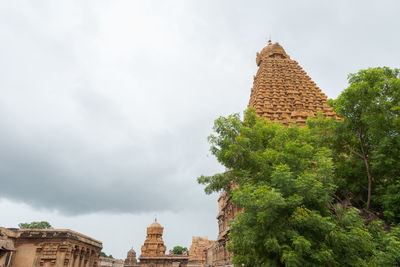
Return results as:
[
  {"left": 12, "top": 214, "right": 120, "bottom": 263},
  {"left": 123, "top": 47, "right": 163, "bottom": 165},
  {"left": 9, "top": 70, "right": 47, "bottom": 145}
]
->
[{"left": 0, "top": 111, "right": 218, "bottom": 214}]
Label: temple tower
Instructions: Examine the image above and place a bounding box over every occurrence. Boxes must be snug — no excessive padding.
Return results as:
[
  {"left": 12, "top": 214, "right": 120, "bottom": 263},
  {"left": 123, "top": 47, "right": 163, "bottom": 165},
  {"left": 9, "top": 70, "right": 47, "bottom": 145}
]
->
[
  {"left": 249, "top": 40, "right": 337, "bottom": 125},
  {"left": 139, "top": 220, "right": 189, "bottom": 267},
  {"left": 124, "top": 248, "right": 139, "bottom": 267},
  {"left": 209, "top": 40, "right": 338, "bottom": 267},
  {"left": 140, "top": 219, "right": 167, "bottom": 257}
]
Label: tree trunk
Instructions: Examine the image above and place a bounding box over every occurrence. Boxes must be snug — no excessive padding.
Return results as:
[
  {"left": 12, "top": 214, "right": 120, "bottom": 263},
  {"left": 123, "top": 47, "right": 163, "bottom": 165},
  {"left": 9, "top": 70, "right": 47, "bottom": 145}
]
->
[{"left": 359, "top": 122, "right": 373, "bottom": 209}]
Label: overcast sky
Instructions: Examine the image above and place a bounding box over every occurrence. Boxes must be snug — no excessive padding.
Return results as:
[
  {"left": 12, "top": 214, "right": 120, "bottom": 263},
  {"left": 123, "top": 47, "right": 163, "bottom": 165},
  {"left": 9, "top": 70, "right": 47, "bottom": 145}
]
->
[{"left": 1, "top": 0, "right": 399, "bottom": 260}]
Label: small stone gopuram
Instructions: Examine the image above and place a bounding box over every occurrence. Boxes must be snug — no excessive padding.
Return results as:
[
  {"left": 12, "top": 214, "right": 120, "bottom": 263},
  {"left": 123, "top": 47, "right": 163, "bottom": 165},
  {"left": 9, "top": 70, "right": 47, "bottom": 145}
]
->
[
  {"left": 123, "top": 248, "right": 139, "bottom": 267},
  {"left": 139, "top": 220, "right": 188, "bottom": 267},
  {"left": 207, "top": 40, "right": 338, "bottom": 267}
]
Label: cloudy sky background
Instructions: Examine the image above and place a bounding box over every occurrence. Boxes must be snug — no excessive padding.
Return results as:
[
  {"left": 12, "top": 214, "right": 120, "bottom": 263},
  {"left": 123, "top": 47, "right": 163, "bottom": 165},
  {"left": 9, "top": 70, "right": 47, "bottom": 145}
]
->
[{"left": 1, "top": 0, "right": 399, "bottom": 259}]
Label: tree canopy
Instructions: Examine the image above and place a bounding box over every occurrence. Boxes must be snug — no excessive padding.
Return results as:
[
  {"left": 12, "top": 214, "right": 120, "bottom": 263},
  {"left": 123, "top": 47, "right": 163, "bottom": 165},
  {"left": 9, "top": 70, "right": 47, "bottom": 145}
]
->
[
  {"left": 100, "top": 252, "right": 114, "bottom": 259},
  {"left": 172, "top": 246, "right": 188, "bottom": 255},
  {"left": 198, "top": 67, "right": 400, "bottom": 267},
  {"left": 308, "top": 67, "right": 400, "bottom": 223},
  {"left": 328, "top": 67, "right": 400, "bottom": 216},
  {"left": 18, "top": 221, "right": 53, "bottom": 229}
]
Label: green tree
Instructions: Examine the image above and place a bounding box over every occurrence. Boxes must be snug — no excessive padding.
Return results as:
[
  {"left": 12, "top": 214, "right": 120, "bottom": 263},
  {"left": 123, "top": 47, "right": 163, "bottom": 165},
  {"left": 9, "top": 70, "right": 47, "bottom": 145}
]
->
[
  {"left": 308, "top": 67, "right": 400, "bottom": 222},
  {"left": 172, "top": 246, "right": 188, "bottom": 255},
  {"left": 100, "top": 252, "right": 114, "bottom": 258},
  {"left": 330, "top": 67, "right": 400, "bottom": 210},
  {"left": 198, "top": 109, "right": 400, "bottom": 266},
  {"left": 18, "top": 221, "right": 53, "bottom": 229}
]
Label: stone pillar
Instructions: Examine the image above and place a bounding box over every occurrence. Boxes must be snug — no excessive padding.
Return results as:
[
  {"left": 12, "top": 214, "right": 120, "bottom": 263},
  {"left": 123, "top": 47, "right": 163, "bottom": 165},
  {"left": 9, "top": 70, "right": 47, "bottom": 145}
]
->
[
  {"left": 64, "top": 247, "right": 73, "bottom": 267},
  {"left": 74, "top": 247, "right": 81, "bottom": 267},
  {"left": 87, "top": 250, "right": 93, "bottom": 267},
  {"left": 83, "top": 248, "right": 89, "bottom": 267},
  {"left": 55, "top": 244, "right": 68, "bottom": 267},
  {"left": 67, "top": 248, "right": 74, "bottom": 267},
  {"left": 77, "top": 250, "right": 83, "bottom": 267}
]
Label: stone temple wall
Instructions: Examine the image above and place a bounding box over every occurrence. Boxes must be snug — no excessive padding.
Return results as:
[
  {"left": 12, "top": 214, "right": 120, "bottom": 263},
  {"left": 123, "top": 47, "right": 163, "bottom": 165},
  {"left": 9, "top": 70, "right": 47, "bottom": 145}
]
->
[
  {"left": 99, "top": 256, "right": 124, "bottom": 267},
  {"left": 188, "top": 236, "right": 214, "bottom": 267},
  {"left": 0, "top": 227, "right": 102, "bottom": 267}
]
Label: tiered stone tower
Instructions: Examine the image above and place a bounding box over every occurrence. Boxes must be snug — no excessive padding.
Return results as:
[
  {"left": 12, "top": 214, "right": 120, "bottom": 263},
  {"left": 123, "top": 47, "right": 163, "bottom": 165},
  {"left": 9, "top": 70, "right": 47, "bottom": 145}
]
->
[
  {"left": 249, "top": 40, "right": 337, "bottom": 125},
  {"left": 140, "top": 219, "right": 167, "bottom": 256},
  {"left": 139, "top": 220, "right": 189, "bottom": 267},
  {"left": 124, "top": 248, "right": 139, "bottom": 267}
]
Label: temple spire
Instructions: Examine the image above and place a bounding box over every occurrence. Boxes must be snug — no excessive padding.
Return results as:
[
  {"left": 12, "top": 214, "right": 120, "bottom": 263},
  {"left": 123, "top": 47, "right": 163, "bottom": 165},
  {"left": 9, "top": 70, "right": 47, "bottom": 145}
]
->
[
  {"left": 249, "top": 41, "right": 337, "bottom": 125},
  {"left": 141, "top": 220, "right": 166, "bottom": 257}
]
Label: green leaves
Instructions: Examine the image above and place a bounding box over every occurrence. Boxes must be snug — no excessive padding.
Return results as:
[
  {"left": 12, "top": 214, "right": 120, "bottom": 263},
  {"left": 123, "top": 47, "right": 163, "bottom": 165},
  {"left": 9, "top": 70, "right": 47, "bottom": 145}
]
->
[
  {"left": 172, "top": 246, "right": 188, "bottom": 255},
  {"left": 320, "top": 67, "right": 400, "bottom": 218},
  {"left": 18, "top": 221, "right": 53, "bottom": 229},
  {"left": 198, "top": 87, "right": 400, "bottom": 265},
  {"left": 199, "top": 110, "right": 334, "bottom": 196}
]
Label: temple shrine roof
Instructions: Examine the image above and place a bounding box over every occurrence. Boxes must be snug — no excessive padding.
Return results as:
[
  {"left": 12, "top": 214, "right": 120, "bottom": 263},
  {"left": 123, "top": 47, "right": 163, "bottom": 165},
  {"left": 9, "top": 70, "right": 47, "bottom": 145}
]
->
[
  {"left": 140, "top": 219, "right": 167, "bottom": 257},
  {"left": 249, "top": 40, "right": 337, "bottom": 125},
  {"left": 148, "top": 221, "right": 162, "bottom": 229},
  {"left": 127, "top": 248, "right": 136, "bottom": 256}
]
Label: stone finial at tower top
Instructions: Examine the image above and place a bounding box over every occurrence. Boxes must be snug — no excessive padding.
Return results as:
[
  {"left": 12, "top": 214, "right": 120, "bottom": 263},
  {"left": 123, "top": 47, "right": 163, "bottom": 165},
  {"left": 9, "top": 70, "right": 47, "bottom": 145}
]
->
[{"left": 256, "top": 41, "right": 289, "bottom": 66}]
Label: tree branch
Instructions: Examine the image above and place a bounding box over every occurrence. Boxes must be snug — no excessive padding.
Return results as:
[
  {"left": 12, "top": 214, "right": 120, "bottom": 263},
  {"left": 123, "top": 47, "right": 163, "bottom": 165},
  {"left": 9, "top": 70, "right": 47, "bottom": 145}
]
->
[
  {"left": 343, "top": 141, "right": 364, "bottom": 159},
  {"left": 332, "top": 193, "right": 343, "bottom": 203}
]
